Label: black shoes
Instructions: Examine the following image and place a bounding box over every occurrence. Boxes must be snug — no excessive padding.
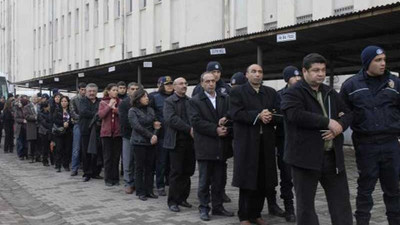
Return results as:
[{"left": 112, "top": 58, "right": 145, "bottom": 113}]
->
[
  {"left": 83, "top": 176, "right": 90, "bottom": 182},
  {"left": 169, "top": 205, "right": 180, "bottom": 212},
  {"left": 179, "top": 201, "right": 192, "bottom": 208},
  {"left": 285, "top": 212, "right": 296, "bottom": 222},
  {"left": 212, "top": 207, "right": 235, "bottom": 217},
  {"left": 64, "top": 167, "right": 70, "bottom": 172},
  {"left": 222, "top": 192, "right": 231, "bottom": 203},
  {"left": 92, "top": 175, "right": 103, "bottom": 179},
  {"left": 70, "top": 171, "right": 78, "bottom": 176},
  {"left": 105, "top": 182, "right": 113, "bottom": 187},
  {"left": 199, "top": 209, "right": 210, "bottom": 221},
  {"left": 269, "top": 204, "right": 286, "bottom": 217},
  {"left": 158, "top": 188, "right": 167, "bottom": 196},
  {"left": 56, "top": 168, "right": 61, "bottom": 173},
  {"left": 139, "top": 195, "right": 147, "bottom": 201},
  {"left": 146, "top": 193, "right": 158, "bottom": 199}
]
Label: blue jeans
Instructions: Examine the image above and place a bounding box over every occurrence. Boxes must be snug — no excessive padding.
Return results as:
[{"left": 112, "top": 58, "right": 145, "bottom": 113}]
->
[
  {"left": 123, "top": 137, "right": 135, "bottom": 187},
  {"left": 156, "top": 139, "right": 169, "bottom": 189},
  {"left": 17, "top": 131, "right": 27, "bottom": 157},
  {"left": 71, "top": 124, "right": 81, "bottom": 172}
]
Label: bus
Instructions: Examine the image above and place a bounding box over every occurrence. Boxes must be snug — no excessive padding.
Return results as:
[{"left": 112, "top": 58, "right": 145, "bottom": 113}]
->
[{"left": 0, "top": 73, "right": 9, "bottom": 99}]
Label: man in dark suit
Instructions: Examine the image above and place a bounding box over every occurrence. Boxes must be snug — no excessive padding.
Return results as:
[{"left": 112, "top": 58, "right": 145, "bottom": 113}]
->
[
  {"left": 163, "top": 77, "right": 195, "bottom": 212},
  {"left": 190, "top": 72, "right": 234, "bottom": 221},
  {"left": 230, "top": 64, "right": 280, "bottom": 225},
  {"left": 281, "top": 53, "right": 353, "bottom": 225}
]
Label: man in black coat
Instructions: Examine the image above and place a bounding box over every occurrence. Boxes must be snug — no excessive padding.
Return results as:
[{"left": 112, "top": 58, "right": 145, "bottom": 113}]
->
[
  {"left": 281, "top": 53, "right": 353, "bottom": 225},
  {"left": 230, "top": 64, "right": 280, "bottom": 225},
  {"left": 79, "top": 83, "right": 102, "bottom": 182},
  {"left": 163, "top": 77, "right": 195, "bottom": 212},
  {"left": 190, "top": 72, "right": 234, "bottom": 221},
  {"left": 119, "top": 82, "right": 142, "bottom": 194}
]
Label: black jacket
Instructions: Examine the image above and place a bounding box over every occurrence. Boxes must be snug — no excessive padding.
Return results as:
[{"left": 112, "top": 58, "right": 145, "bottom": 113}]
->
[
  {"left": 230, "top": 82, "right": 279, "bottom": 190},
  {"left": 128, "top": 106, "right": 157, "bottom": 146},
  {"left": 79, "top": 97, "right": 100, "bottom": 136},
  {"left": 163, "top": 93, "right": 192, "bottom": 149},
  {"left": 281, "top": 79, "right": 352, "bottom": 172},
  {"left": 118, "top": 96, "right": 132, "bottom": 139},
  {"left": 189, "top": 91, "right": 232, "bottom": 161},
  {"left": 340, "top": 69, "right": 400, "bottom": 141},
  {"left": 38, "top": 110, "right": 52, "bottom": 135},
  {"left": 53, "top": 107, "right": 73, "bottom": 134}
]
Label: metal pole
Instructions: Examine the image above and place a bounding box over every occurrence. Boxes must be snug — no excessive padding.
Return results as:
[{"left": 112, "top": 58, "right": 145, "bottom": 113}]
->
[
  {"left": 137, "top": 65, "right": 142, "bottom": 85},
  {"left": 76, "top": 77, "right": 79, "bottom": 91},
  {"left": 257, "top": 46, "right": 263, "bottom": 67},
  {"left": 329, "top": 57, "right": 335, "bottom": 88}
]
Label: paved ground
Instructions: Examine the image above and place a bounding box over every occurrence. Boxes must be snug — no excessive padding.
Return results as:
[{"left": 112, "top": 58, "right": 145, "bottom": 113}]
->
[{"left": 0, "top": 145, "right": 389, "bottom": 225}]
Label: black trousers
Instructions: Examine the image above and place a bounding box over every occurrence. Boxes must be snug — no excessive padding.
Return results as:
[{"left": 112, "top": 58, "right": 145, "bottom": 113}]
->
[
  {"left": 39, "top": 134, "right": 50, "bottom": 164},
  {"left": 275, "top": 135, "right": 294, "bottom": 207},
  {"left": 54, "top": 132, "right": 72, "bottom": 169},
  {"left": 168, "top": 139, "right": 195, "bottom": 206},
  {"left": 292, "top": 151, "right": 353, "bottom": 225},
  {"left": 197, "top": 160, "right": 225, "bottom": 211},
  {"left": 29, "top": 139, "right": 40, "bottom": 160},
  {"left": 4, "top": 124, "right": 14, "bottom": 152},
  {"left": 134, "top": 145, "right": 156, "bottom": 196},
  {"left": 81, "top": 135, "right": 102, "bottom": 178},
  {"left": 238, "top": 141, "right": 267, "bottom": 221},
  {"left": 102, "top": 137, "right": 122, "bottom": 184},
  {"left": 354, "top": 139, "right": 400, "bottom": 225}
]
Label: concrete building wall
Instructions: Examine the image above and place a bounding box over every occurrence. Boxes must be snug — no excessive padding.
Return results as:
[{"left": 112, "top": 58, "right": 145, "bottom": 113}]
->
[{"left": 0, "top": 0, "right": 399, "bottom": 84}]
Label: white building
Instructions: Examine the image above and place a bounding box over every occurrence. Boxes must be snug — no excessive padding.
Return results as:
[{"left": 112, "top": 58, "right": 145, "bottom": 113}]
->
[{"left": 1, "top": 0, "right": 399, "bottom": 85}]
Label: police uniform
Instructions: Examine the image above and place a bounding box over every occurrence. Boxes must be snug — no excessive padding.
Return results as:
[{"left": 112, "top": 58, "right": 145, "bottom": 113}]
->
[{"left": 341, "top": 46, "right": 400, "bottom": 225}]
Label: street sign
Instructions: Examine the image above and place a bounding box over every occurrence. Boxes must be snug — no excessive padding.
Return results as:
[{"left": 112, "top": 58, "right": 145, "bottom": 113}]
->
[
  {"left": 78, "top": 72, "right": 85, "bottom": 78},
  {"left": 54, "top": 77, "right": 59, "bottom": 82},
  {"left": 39, "top": 80, "right": 43, "bottom": 84},
  {"left": 108, "top": 66, "right": 116, "bottom": 72},
  {"left": 143, "top": 61, "right": 153, "bottom": 68},
  {"left": 276, "top": 32, "right": 296, "bottom": 42},
  {"left": 210, "top": 48, "right": 226, "bottom": 55}
]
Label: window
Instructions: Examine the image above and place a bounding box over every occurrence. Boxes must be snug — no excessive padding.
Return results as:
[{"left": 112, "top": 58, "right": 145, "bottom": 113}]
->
[
  {"left": 49, "top": 68, "right": 52, "bottom": 74},
  {"left": 127, "top": 0, "right": 133, "bottom": 13},
  {"left": 55, "top": 19, "right": 58, "bottom": 40},
  {"left": 43, "top": 25, "right": 46, "bottom": 46},
  {"left": 264, "top": 21, "right": 277, "bottom": 31},
  {"left": 236, "top": 27, "right": 247, "bottom": 35},
  {"left": 76, "top": 62, "right": 79, "bottom": 69},
  {"left": 75, "top": 8, "right": 79, "bottom": 34},
  {"left": 155, "top": 46, "right": 161, "bottom": 53},
  {"left": 95, "top": 58, "right": 100, "bottom": 65},
  {"left": 114, "top": 0, "right": 120, "bottom": 18},
  {"left": 104, "top": 0, "right": 109, "bottom": 22},
  {"left": 38, "top": 27, "right": 41, "bottom": 47},
  {"left": 296, "top": 14, "right": 312, "bottom": 24},
  {"left": 127, "top": 51, "right": 133, "bottom": 58},
  {"left": 33, "top": 29, "right": 36, "bottom": 49},
  {"left": 334, "top": 5, "right": 354, "bottom": 15},
  {"left": 43, "top": 69, "right": 46, "bottom": 76},
  {"left": 85, "top": 3, "right": 89, "bottom": 30},
  {"left": 61, "top": 15, "right": 64, "bottom": 38},
  {"left": 68, "top": 64, "right": 72, "bottom": 70},
  {"left": 49, "top": 21, "right": 52, "bottom": 43},
  {"left": 140, "top": 0, "right": 146, "bottom": 9},
  {"left": 172, "top": 42, "right": 179, "bottom": 49},
  {"left": 67, "top": 12, "right": 71, "bottom": 36},
  {"left": 85, "top": 60, "right": 90, "bottom": 67},
  {"left": 140, "top": 49, "right": 146, "bottom": 56},
  {"left": 94, "top": 0, "right": 99, "bottom": 27}
]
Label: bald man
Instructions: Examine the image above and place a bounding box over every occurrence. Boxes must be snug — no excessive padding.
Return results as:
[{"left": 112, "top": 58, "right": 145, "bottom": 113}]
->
[{"left": 163, "top": 77, "right": 196, "bottom": 212}]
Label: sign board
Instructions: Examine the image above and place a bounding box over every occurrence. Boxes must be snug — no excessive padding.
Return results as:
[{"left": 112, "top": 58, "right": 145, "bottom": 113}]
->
[
  {"left": 210, "top": 48, "right": 226, "bottom": 55},
  {"left": 39, "top": 80, "right": 43, "bottom": 84},
  {"left": 108, "top": 66, "right": 116, "bottom": 72},
  {"left": 276, "top": 32, "right": 297, "bottom": 43},
  {"left": 54, "top": 77, "right": 60, "bottom": 82},
  {"left": 78, "top": 72, "right": 85, "bottom": 78},
  {"left": 25, "top": 83, "right": 29, "bottom": 87},
  {"left": 143, "top": 61, "right": 153, "bottom": 68}
]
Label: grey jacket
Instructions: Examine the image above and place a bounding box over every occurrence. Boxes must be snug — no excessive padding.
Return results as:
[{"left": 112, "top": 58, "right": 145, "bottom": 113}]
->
[
  {"left": 163, "top": 93, "right": 192, "bottom": 149},
  {"left": 23, "top": 103, "right": 39, "bottom": 141},
  {"left": 128, "top": 106, "right": 157, "bottom": 146}
]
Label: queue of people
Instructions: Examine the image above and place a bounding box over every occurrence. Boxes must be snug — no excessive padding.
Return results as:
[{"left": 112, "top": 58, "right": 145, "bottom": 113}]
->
[{"left": 0, "top": 45, "right": 399, "bottom": 225}]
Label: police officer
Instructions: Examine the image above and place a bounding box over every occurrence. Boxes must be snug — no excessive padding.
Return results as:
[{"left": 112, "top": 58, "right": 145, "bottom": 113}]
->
[
  {"left": 341, "top": 45, "right": 400, "bottom": 225},
  {"left": 192, "top": 61, "right": 231, "bottom": 97},
  {"left": 273, "top": 66, "right": 302, "bottom": 222},
  {"left": 230, "top": 72, "right": 247, "bottom": 88}
]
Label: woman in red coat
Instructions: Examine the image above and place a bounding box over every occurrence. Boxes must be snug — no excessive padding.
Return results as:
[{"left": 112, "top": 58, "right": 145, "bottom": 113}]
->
[{"left": 99, "top": 83, "right": 122, "bottom": 186}]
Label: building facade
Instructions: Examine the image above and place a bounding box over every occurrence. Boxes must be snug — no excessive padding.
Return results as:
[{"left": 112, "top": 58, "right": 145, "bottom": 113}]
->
[{"left": 0, "top": 0, "right": 398, "bottom": 84}]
